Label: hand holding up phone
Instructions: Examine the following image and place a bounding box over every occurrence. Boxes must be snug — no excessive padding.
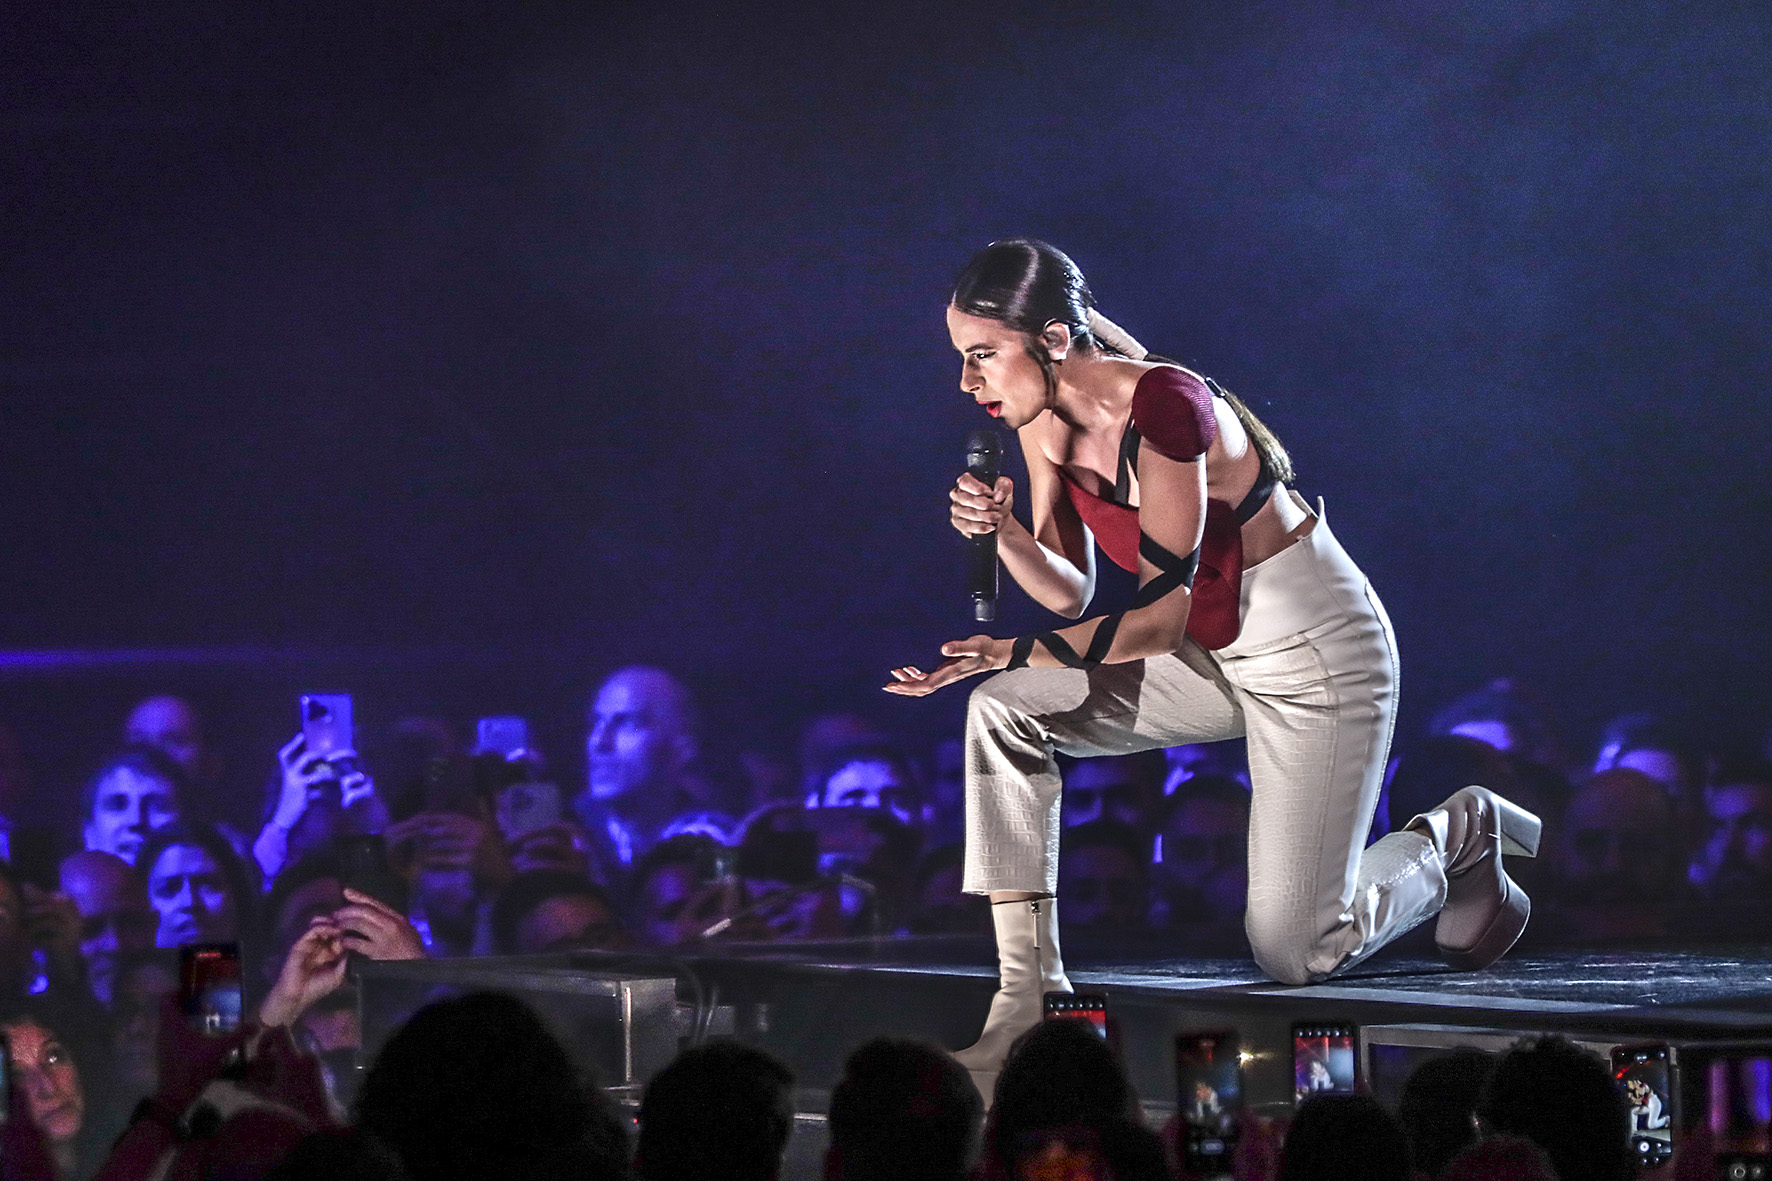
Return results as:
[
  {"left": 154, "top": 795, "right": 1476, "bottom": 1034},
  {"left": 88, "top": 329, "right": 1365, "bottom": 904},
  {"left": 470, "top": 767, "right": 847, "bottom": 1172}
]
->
[
  {"left": 259, "top": 923, "right": 349, "bottom": 1029},
  {"left": 333, "top": 888, "right": 425, "bottom": 961}
]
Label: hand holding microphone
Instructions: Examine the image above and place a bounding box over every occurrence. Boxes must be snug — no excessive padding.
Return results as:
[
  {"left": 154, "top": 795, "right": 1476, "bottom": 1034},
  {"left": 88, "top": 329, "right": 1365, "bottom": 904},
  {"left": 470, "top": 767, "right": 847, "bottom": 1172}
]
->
[
  {"left": 948, "top": 472, "right": 1014, "bottom": 537},
  {"left": 961, "top": 429, "right": 1006, "bottom": 621}
]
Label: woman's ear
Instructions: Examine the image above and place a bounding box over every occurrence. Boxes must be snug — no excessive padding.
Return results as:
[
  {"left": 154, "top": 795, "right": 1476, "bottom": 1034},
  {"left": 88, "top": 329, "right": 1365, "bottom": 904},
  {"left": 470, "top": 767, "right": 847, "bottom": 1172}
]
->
[{"left": 1041, "top": 320, "right": 1073, "bottom": 363}]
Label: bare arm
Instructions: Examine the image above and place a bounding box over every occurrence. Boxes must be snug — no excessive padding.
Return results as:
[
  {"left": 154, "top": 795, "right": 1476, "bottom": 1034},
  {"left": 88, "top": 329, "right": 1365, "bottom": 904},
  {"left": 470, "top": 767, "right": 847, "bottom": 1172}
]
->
[
  {"left": 1004, "top": 443, "right": 1202, "bottom": 666},
  {"left": 949, "top": 426, "right": 1096, "bottom": 618},
  {"left": 891, "top": 441, "right": 1204, "bottom": 696}
]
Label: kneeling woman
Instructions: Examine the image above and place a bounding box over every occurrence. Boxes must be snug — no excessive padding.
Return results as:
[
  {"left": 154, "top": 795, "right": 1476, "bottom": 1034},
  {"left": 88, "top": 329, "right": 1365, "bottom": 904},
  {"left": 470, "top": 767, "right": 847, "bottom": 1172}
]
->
[{"left": 886, "top": 240, "right": 1539, "bottom": 1076}]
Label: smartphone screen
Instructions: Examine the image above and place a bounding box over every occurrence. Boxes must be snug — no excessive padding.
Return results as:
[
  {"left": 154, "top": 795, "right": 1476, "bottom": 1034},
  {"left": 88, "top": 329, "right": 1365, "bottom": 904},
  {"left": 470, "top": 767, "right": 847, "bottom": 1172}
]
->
[
  {"left": 299, "top": 694, "right": 354, "bottom": 759},
  {"left": 1613, "top": 1042, "right": 1675, "bottom": 1168},
  {"left": 1043, "top": 991, "right": 1108, "bottom": 1040},
  {"left": 179, "top": 943, "right": 244, "bottom": 1034},
  {"left": 476, "top": 716, "right": 531, "bottom": 760},
  {"left": 1177, "top": 1031, "right": 1243, "bottom": 1170},
  {"left": 1292, "top": 1022, "right": 1358, "bottom": 1102}
]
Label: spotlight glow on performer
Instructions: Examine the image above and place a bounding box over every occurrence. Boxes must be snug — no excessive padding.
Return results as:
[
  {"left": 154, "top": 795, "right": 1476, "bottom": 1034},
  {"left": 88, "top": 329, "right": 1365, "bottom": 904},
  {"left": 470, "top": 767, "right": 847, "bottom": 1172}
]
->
[{"left": 884, "top": 239, "right": 1542, "bottom": 1080}]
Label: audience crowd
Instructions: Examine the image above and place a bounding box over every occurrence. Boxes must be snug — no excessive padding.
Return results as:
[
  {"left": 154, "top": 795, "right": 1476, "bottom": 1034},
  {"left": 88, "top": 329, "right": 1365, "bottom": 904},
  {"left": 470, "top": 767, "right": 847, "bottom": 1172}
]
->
[{"left": 0, "top": 670, "right": 1761, "bottom": 1178}]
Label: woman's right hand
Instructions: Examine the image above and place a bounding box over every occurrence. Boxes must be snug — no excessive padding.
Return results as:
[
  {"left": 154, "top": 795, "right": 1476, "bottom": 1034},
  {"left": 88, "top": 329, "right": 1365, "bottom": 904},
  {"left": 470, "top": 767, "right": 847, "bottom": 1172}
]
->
[
  {"left": 949, "top": 473, "right": 1013, "bottom": 537},
  {"left": 272, "top": 734, "right": 333, "bottom": 831}
]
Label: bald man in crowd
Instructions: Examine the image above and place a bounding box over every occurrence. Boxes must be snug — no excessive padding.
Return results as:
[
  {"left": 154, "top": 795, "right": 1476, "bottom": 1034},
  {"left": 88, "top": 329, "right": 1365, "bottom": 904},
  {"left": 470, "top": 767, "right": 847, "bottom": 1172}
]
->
[
  {"left": 578, "top": 666, "right": 721, "bottom": 870},
  {"left": 59, "top": 851, "right": 154, "bottom": 1007}
]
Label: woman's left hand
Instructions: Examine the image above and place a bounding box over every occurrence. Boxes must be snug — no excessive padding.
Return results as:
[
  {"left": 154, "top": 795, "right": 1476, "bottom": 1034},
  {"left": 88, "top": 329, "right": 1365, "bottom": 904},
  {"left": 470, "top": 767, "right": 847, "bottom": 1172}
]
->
[{"left": 883, "top": 635, "right": 1006, "bottom": 697}]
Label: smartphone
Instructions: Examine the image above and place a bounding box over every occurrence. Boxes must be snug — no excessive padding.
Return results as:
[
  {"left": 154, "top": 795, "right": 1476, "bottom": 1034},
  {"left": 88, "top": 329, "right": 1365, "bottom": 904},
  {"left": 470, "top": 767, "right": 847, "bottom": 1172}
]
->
[
  {"left": 299, "top": 694, "right": 354, "bottom": 759},
  {"left": 496, "top": 780, "right": 564, "bottom": 840},
  {"left": 1681, "top": 1045, "right": 1772, "bottom": 1175},
  {"left": 1292, "top": 1021, "right": 1358, "bottom": 1102},
  {"left": 1177, "top": 1031, "right": 1243, "bottom": 1173},
  {"left": 1613, "top": 1042, "right": 1676, "bottom": 1169},
  {"left": 475, "top": 716, "right": 531, "bottom": 760},
  {"left": 337, "top": 834, "right": 405, "bottom": 910},
  {"left": 1043, "top": 991, "right": 1108, "bottom": 1040},
  {"left": 179, "top": 943, "right": 244, "bottom": 1035}
]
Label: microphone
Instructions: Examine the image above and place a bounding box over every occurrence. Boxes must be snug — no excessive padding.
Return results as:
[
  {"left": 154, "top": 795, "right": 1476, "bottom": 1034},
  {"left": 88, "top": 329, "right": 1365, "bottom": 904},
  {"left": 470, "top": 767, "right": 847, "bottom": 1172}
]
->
[{"left": 965, "top": 428, "right": 1003, "bottom": 622}]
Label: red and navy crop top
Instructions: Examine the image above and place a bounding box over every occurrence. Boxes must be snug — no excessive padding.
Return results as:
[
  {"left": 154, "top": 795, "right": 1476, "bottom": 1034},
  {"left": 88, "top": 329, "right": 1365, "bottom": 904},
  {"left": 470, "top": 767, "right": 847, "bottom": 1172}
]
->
[{"left": 1056, "top": 366, "right": 1278, "bottom": 651}]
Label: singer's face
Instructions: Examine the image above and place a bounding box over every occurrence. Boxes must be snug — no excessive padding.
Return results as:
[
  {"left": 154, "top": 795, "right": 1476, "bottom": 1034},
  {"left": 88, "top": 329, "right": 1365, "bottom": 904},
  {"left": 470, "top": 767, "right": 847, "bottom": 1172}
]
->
[{"left": 948, "top": 305, "right": 1048, "bottom": 429}]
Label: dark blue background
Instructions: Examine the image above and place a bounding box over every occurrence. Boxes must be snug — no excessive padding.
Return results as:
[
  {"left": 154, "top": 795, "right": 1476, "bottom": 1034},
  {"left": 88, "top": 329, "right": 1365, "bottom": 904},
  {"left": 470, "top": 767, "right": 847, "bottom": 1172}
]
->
[{"left": 4, "top": 0, "right": 1769, "bottom": 775}]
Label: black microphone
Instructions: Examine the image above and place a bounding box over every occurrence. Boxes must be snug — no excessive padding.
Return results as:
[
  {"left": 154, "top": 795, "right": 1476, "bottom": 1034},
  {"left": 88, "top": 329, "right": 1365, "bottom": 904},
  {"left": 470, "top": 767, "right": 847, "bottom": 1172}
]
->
[{"left": 965, "top": 428, "right": 1003, "bottom": 622}]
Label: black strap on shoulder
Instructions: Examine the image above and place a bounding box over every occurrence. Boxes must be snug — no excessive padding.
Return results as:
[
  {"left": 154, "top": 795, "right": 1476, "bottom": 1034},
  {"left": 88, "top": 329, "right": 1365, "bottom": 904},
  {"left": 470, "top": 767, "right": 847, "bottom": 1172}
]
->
[
  {"left": 1005, "top": 635, "right": 1037, "bottom": 671},
  {"left": 1112, "top": 419, "right": 1141, "bottom": 508},
  {"left": 1233, "top": 470, "right": 1278, "bottom": 524},
  {"left": 1132, "top": 531, "right": 1201, "bottom": 609}
]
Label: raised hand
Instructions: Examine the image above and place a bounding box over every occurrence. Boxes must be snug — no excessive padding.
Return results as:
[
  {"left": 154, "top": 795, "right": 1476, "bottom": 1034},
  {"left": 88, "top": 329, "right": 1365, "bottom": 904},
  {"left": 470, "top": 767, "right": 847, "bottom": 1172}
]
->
[
  {"left": 333, "top": 888, "right": 426, "bottom": 961},
  {"left": 259, "top": 922, "right": 349, "bottom": 1028},
  {"left": 950, "top": 473, "right": 1014, "bottom": 538},
  {"left": 272, "top": 734, "right": 334, "bottom": 830},
  {"left": 884, "top": 634, "right": 1007, "bottom": 697}
]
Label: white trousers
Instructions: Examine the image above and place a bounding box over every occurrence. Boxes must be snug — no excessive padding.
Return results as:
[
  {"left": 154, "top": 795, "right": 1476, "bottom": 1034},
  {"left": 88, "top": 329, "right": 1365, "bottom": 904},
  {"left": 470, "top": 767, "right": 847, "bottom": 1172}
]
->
[{"left": 961, "top": 505, "right": 1448, "bottom": 985}]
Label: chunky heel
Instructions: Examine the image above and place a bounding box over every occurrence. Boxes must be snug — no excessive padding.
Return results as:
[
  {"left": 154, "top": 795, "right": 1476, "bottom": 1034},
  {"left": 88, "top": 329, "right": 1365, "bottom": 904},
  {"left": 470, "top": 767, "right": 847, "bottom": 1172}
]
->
[{"left": 1494, "top": 796, "right": 1542, "bottom": 859}]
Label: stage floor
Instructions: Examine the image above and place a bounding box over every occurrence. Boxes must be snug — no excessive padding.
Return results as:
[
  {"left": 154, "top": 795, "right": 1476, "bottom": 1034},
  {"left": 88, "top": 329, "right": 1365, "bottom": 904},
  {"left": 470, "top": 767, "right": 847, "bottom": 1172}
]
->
[
  {"left": 362, "top": 936, "right": 1772, "bottom": 1114},
  {"left": 634, "top": 936, "right": 1772, "bottom": 1105}
]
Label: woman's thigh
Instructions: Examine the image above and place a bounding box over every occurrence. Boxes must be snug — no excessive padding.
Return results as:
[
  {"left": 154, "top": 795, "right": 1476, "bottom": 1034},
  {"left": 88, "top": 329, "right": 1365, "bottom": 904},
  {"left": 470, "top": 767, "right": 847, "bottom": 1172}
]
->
[{"left": 971, "top": 640, "right": 1246, "bottom": 756}]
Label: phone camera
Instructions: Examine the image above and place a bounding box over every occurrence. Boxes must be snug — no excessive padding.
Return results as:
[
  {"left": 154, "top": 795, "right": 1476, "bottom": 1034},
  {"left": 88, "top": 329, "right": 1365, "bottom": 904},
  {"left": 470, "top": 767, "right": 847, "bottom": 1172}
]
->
[{"left": 1726, "top": 1164, "right": 1748, "bottom": 1181}]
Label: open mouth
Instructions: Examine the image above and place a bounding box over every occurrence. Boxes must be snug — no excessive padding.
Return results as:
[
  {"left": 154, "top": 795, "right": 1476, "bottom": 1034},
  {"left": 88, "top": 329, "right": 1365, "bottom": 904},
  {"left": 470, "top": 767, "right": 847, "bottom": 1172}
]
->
[{"left": 983, "top": 402, "right": 1003, "bottom": 417}]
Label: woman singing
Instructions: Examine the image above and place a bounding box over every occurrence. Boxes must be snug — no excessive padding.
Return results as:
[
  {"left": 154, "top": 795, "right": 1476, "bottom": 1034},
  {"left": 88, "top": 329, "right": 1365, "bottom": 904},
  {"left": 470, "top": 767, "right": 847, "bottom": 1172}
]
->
[{"left": 885, "top": 240, "right": 1540, "bottom": 1079}]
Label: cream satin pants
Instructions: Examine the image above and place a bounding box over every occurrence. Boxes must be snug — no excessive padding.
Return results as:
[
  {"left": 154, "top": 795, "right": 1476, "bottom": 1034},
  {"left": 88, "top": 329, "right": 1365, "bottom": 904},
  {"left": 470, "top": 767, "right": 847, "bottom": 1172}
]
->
[{"left": 961, "top": 505, "right": 1448, "bottom": 985}]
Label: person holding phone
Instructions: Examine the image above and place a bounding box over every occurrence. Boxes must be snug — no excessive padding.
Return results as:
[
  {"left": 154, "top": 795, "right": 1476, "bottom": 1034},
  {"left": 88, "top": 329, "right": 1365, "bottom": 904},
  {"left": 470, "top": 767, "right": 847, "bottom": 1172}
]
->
[{"left": 885, "top": 240, "right": 1542, "bottom": 1074}]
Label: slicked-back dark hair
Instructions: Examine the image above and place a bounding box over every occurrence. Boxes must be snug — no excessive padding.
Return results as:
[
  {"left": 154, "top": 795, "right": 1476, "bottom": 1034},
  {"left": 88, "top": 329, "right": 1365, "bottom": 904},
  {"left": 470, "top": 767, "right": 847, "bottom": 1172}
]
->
[
  {"left": 950, "top": 238, "right": 1295, "bottom": 483},
  {"left": 951, "top": 239, "right": 1099, "bottom": 349}
]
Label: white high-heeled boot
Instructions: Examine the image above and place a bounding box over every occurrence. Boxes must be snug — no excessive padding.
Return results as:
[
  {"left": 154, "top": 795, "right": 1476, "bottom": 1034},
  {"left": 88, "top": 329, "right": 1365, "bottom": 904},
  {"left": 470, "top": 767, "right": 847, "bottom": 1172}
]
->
[
  {"left": 954, "top": 897, "right": 1070, "bottom": 1082},
  {"left": 1408, "top": 786, "right": 1543, "bottom": 970}
]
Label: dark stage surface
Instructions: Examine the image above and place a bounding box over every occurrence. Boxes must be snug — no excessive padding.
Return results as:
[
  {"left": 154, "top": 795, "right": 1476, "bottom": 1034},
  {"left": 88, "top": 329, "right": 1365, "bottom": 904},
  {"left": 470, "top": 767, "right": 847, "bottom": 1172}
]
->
[
  {"left": 357, "top": 937, "right": 1772, "bottom": 1116},
  {"left": 646, "top": 939, "right": 1772, "bottom": 1106}
]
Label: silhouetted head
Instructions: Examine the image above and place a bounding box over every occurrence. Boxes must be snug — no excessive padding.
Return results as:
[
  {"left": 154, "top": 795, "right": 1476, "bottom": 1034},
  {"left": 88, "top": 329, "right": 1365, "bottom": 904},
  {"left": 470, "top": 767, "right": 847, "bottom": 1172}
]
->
[
  {"left": 1060, "top": 750, "right": 1164, "bottom": 830},
  {"left": 1280, "top": 1094, "right": 1412, "bottom": 1181},
  {"left": 991, "top": 1018, "right": 1135, "bottom": 1169},
  {"left": 638, "top": 1039, "right": 794, "bottom": 1181},
  {"left": 1475, "top": 1035, "right": 1633, "bottom": 1181},
  {"left": 1396, "top": 1048, "right": 1495, "bottom": 1174},
  {"left": 826, "top": 1038, "right": 980, "bottom": 1181},
  {"left": 358, "top": 991, "right": 628, "bottom": 1181}
]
